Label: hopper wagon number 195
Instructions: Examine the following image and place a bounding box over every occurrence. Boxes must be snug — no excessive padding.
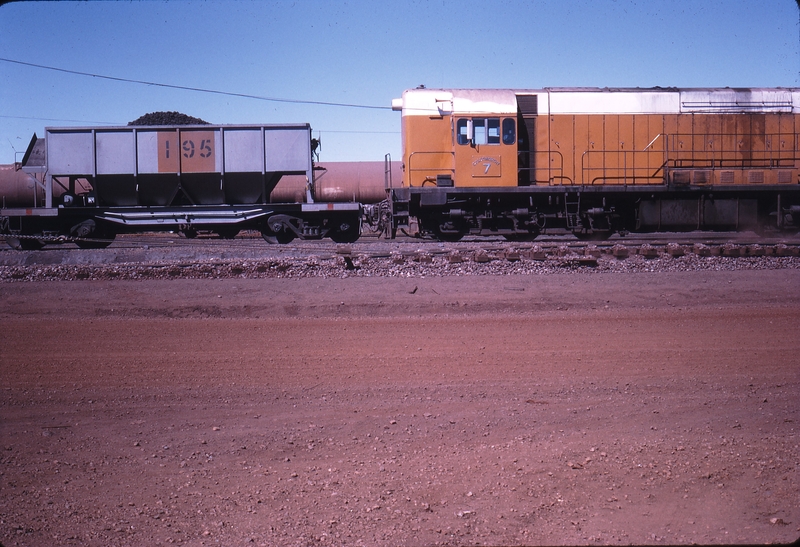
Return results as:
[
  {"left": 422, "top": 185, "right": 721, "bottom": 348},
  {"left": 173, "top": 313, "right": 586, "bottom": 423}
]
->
[{"left": 0, "top": 123, "right": 361, "bottom": 249}]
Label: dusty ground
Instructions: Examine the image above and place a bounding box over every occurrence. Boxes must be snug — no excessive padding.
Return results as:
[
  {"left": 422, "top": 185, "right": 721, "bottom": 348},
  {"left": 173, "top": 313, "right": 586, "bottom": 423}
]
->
[{"left": 1, "top": 270, "right": 799, "bottom": 546}]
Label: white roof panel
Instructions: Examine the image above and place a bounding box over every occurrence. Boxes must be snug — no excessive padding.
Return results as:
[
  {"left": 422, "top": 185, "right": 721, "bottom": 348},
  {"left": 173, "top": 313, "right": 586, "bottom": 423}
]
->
[{"left": 395, "top": 88, "right": 800, "bottom": 116}]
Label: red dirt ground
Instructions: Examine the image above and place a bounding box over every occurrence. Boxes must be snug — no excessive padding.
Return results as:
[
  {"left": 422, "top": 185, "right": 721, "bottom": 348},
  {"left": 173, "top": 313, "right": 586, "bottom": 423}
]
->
[{"left": 1, "top": 270, "right": 799, "bottom": 546}]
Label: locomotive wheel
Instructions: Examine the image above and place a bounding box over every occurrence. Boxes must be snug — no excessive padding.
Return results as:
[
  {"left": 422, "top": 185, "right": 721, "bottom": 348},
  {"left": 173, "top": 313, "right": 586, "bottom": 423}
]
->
[
  {"left": 573, "top": 230, "right": 612, "bottom": 241},
  {"left": 434, "top": 228, "right": 465, "bottom": 242},
  {"left": 428, "top": 219, "right": 465, "bottom": 242},
  {"left": 753, "top": 221, "right": 798, "bottom": 237},
  {"left": 503, "top": 231, "right": 539, "bottom": 242}
]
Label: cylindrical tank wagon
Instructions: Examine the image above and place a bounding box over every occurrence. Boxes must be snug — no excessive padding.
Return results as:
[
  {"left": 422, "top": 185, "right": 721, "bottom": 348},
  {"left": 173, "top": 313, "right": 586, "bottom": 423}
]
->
[
  {"left": 270, "top": 161, "right": 401, "bottom": 204},
  {"left": 0, "top": 163, "right": 47, "bottom": 208},
  {"left": 0, "top": 134, "right": 56, "bottom": 208}
]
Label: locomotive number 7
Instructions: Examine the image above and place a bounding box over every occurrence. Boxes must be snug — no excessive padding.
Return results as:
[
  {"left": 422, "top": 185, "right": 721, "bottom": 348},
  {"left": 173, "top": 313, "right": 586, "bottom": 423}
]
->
[{"left": 483, "top": 162, "right": 491, "bottom": 174}]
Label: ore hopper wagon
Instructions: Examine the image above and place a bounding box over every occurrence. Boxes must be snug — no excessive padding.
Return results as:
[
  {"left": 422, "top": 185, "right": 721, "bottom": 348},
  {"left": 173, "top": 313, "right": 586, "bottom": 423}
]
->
[{"left": 1, "top": 124, "right": 361, "bottom": 249}]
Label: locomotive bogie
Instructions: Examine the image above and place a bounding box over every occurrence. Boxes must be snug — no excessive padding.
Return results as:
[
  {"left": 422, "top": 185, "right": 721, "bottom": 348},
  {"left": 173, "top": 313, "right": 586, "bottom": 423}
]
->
[{"left": 390, "top": 184, "right": 799, "bottom": 241}]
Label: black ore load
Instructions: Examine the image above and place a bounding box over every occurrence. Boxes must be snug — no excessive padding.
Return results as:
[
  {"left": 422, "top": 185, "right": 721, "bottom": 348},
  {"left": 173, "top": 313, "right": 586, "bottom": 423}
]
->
[{"left": 128, "top": 112, "right": 210, "bottom": 126}]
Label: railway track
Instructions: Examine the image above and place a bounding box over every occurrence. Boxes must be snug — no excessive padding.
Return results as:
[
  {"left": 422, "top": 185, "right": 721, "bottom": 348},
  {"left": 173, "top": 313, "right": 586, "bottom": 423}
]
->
[
  {"left": 2, "top": 230, "right": 799, "bottom": 283},
  {"left": 2, "top": 229, "right": 800, "bottom": 258}
]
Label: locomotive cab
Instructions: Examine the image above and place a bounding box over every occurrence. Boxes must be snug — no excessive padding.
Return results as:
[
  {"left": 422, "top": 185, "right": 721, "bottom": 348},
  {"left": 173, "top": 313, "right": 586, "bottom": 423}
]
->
[
  {"left": 391, "top": 88, "right": 555, "bottom": 239},
  {"left": 393, "top": 88, "right": 522, "bottom": 189}
]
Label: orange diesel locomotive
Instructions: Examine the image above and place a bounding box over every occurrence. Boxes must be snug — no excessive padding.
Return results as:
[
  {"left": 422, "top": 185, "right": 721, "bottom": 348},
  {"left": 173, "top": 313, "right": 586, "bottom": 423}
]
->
[{"left": 388, "top": 87, "right": 800, "bottom": 240}]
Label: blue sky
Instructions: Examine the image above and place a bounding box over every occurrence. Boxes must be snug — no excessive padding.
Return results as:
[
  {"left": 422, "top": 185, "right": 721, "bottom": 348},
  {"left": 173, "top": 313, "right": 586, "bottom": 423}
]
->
[{"left": 0, "top": 0, "right": 798, "bottom": 164}]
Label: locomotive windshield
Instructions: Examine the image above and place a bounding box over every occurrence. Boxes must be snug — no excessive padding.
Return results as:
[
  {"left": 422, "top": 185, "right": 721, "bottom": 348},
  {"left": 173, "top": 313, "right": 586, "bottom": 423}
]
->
[{"left": 457, "top": 118, "right": 515, "bottom": 145}]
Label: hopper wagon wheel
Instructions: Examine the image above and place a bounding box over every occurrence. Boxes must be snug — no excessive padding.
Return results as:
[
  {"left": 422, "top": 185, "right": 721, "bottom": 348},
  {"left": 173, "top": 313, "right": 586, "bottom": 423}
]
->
[
  {"left": 70, "top": 219, "right": 116, "bottom": 249},
  {"left": 260, "top": 230, "right": 279, "bottom": 244},
  {"left": 22, "top": 240, "right": 45, "bottom": 250},
  {"left": 74, "top": 223, "right": 116, "bottom": 249},
  {"left": 215, "top": 227, "right": 240, "bottom": 239},
  {"left": 6, "top": 236, "right": 44, "bottom": 250},
  {"left": 75, "top": 233, "right": 116, "bottom": 249},
  {"left": 274, "top": 230, "right": 296, "bottom": 244},
  {"left": 329, "top": 220, "right": 360, "bottom": 243},
  {"left": 260, "top": 227, "right": 295, "bottom": 244}
]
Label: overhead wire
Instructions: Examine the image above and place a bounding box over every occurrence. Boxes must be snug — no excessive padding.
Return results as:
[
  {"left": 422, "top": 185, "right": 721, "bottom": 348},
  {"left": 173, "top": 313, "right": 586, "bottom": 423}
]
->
[
  {"left": 0, "top": 114, "right": 399, "bottom": 133},
  {"left": 0, "top": 57, "right": 393, "bottom": 111},
  {"left": 0, "top": 114, "right": 118, "bottom": 125}
]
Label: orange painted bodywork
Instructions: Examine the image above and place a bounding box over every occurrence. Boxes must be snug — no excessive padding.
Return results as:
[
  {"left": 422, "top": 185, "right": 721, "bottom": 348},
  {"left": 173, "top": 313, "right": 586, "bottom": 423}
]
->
[
  {"left": 402, "top": 115, "right": 455, "bottom": 187},
  {"left": 539, "top": 112, "right": 798, "bottom": 186},
  {"left": 403, "top": 114, "right": 519, "bottom": 188},
  {"left": 403, "top": 108, "right": 799, "bottom": 188},
  {"left": 156, "top": 130, "right": 216, "bottom": 174}
]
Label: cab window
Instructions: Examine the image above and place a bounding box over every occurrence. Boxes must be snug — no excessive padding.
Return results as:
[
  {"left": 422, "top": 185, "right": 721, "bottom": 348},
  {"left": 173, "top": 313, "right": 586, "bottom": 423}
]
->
[
  {"left": 457, "top": 119, "right": 469, "bottom": 145},
  {"left": 457, "top": 117, "right": 513, "bottom": 145},
  {"left": 502, "top": 118, "right": 516, "bottom": 145},
  {"left": 473, "top": 119, "right": 489, "bottom": 144},
  {"left": 487, "top": 119, "right": 500, "bottom": 144}
]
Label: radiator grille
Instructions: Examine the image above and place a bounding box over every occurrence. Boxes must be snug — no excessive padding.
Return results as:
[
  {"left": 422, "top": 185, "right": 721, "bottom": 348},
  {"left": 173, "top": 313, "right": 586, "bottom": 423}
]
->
[
  {"left": 748, "top": 171, "right": 764, "bottom": 184},
  {"left": 672, "top": 171, "right": 691, "bottom": 184},
  {"left": 719, "top": 171, "right": 735, "bottom": 184},
  {"left": 516, "top": 95, "right": 538, "bottom": 116}
]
